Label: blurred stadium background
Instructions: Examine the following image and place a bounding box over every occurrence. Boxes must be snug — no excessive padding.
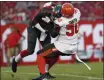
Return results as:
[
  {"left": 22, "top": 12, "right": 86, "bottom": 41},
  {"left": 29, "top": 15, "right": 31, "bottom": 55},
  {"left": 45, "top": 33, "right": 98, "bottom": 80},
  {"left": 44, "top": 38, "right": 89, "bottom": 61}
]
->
[{"left": 0, "top": 1, "right": 104, "bottom": 80}]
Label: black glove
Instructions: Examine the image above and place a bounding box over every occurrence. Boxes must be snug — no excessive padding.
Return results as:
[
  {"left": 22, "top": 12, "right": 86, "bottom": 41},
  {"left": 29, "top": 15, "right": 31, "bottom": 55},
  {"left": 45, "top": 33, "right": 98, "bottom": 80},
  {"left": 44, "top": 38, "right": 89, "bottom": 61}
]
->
[
  {"left": 45, "top": 30, "right": 49, "bottom": 34},
  {"left": 51, "top": 28, "right": 59, "bottom": 38}
]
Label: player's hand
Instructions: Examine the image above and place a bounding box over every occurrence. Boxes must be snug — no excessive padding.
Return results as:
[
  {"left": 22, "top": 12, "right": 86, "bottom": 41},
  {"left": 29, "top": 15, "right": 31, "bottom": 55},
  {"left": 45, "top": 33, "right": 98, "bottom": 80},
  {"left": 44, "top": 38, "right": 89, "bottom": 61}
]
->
[
  {"left": 51, "top": 28, "right": 59, "bottom": 38},
  {"left": 45, "top": 30, "right": 49, "bottom": 34}
]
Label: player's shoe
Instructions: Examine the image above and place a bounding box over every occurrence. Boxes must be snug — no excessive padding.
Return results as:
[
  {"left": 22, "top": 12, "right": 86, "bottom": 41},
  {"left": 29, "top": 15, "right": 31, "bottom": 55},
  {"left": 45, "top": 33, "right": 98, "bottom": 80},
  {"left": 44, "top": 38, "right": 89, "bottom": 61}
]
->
[
  {"left": 11, "top": 57, "right": 17, "bottom": 73},
  {"left": 45, "top": 72, "right": 56, "bottom": 79},
  {"left": 32, "top": 72, "right": 56, "bottom": 80}
]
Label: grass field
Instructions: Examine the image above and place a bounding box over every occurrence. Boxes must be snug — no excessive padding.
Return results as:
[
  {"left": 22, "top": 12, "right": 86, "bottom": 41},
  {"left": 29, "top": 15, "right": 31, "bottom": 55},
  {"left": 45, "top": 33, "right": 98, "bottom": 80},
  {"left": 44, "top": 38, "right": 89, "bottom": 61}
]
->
[{"left": 1, "top": 62, "right": 103, "bottom": 80}]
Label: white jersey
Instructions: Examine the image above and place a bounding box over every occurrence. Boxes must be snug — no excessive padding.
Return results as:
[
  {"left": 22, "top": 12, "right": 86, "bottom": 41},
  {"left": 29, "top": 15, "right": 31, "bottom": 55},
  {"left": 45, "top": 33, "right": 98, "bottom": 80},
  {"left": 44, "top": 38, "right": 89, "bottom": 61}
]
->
[
  {"left": 54, "top": 8, "right": 81, "bottom": 54},
  {"left": 53, "top": 7, "right": 91, "bottom": 70}
]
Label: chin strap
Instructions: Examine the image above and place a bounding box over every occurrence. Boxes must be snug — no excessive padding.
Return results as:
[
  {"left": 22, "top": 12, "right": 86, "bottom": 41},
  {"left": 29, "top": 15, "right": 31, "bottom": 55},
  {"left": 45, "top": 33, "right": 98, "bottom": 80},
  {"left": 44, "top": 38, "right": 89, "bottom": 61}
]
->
[{"left": 75, "top": 53, "right": 91, "bottom": 70}]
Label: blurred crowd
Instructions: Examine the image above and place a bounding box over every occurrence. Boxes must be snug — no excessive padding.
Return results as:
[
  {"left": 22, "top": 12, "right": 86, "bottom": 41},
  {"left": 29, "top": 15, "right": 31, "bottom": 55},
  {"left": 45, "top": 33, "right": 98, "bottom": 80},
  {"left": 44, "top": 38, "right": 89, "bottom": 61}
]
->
[{"left": 0, "top": 1, "right": 104, "bottom": 26}]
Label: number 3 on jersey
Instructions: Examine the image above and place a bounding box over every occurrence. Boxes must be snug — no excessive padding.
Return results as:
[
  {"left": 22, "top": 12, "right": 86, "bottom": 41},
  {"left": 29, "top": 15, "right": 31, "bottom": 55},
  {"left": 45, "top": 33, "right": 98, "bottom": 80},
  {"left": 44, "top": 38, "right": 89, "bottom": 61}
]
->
[{"left": 66, "top": 24, "right": 79, "bottom": 36}]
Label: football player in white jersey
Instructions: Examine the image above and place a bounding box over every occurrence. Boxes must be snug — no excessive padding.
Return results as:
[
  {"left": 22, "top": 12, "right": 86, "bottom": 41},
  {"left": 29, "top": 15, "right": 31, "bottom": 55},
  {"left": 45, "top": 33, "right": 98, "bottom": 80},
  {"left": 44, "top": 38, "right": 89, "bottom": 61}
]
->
[
  {"left": 54, "top": 3, "right": 81, "bottom": 54},
  {"left": 32, "top": 3, "right": 91, "bottom": 80}
]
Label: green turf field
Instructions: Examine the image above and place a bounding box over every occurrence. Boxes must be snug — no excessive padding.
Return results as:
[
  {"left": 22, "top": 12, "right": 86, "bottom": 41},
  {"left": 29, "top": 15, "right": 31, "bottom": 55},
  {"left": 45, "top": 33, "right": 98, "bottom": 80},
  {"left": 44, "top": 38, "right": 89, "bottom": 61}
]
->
[{"left": 1, "top": 62, "right": 103, "bottom": 80}]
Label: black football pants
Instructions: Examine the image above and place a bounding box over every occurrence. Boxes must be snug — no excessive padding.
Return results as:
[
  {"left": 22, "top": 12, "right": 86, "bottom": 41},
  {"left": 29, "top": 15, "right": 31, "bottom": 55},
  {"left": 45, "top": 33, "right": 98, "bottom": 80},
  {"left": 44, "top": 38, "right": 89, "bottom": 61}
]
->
[{"left": 27, "top": 26, "right": 51, "bottom": 55}]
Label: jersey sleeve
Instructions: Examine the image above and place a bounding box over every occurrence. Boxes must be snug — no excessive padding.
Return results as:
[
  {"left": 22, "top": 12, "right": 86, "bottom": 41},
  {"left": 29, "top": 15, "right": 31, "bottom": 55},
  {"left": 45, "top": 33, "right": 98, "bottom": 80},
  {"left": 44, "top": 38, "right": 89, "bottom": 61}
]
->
[
  {"left": 67, "top": 8, "right": 81, "bottom": 25},
  {"left": 30, "top": 12, "right": 43, "bottom": 26},
  {"left": 74, "top": 8, "right": 81, "bottom": 23},
  {"left": 54, "top": 18, "right": 64, "bottom": 27}
]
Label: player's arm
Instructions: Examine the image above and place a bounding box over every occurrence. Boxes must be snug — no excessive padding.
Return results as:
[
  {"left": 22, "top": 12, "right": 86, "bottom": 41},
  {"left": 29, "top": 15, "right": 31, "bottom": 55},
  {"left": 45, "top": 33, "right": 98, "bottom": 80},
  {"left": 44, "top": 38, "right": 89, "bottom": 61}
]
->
[
  {"left": 76, "top": 32, "right": 82, "bottom": 39},
  {"left": 34, "top": 23, "right": 46, "bottom": 33},
  {"left": 75, "top": 24, "right": 83, "bottom": 39},
  {"left": 31, "top": 13, "right": 47, "bottom": 33},
  {"left": 50, "top": 24, "right": 60, "bottom": 38}
]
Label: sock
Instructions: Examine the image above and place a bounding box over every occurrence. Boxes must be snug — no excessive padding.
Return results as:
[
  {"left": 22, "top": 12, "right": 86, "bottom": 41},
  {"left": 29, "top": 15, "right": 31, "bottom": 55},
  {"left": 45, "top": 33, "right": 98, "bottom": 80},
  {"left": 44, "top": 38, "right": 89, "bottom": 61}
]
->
[
  {"left": 37, "top": 55, "right": 47, "bottom": 74},
  {"left": 45, "top": 64, "right": 49, "bottom": 73},
  {"left": 15, "top": 54, "right": 22, "bottom": 62},
  {"left": 20, "top": 50, "right": 29, "bottom": 58},
  {"left": 15, "top": 50, "right": 29, "bottom": 62}
]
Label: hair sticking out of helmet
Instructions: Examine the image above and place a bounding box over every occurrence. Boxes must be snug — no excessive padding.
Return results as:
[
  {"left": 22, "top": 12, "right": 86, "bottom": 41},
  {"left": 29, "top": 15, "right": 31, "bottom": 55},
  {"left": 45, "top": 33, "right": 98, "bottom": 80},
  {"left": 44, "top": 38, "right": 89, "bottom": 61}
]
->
[{"left": 61, "top": 3, "right": 75, "bottom": 18}]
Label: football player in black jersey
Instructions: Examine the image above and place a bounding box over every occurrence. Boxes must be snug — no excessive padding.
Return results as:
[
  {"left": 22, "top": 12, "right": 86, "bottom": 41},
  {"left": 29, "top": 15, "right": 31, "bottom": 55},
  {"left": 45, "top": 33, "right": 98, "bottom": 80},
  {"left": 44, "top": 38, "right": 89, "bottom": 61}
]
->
[{"left": 11, "top": 2, "right": 59, "bottom": 78}]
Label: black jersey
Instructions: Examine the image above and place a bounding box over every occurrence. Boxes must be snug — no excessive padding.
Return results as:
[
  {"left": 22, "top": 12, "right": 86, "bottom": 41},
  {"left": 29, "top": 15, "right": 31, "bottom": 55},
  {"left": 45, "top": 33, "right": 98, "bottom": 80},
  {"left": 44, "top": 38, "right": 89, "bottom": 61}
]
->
[{"left": 29, "top": 8, "right": 54, "bottom": 33}]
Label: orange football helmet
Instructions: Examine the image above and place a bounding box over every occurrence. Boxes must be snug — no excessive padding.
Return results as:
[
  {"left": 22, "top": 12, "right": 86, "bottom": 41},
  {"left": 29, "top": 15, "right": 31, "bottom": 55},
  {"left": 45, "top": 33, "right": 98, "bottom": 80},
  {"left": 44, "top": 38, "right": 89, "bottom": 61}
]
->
[{"left": 61, "top": 3, "right": 74, "bottom": 17}]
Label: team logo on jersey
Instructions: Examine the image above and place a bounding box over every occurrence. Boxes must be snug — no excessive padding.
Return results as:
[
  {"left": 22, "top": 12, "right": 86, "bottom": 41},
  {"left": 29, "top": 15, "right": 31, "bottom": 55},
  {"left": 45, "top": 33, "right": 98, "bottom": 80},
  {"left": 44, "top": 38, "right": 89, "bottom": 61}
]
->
[{"left": 69, "top": 18, "right": 77, "bottom": 24}]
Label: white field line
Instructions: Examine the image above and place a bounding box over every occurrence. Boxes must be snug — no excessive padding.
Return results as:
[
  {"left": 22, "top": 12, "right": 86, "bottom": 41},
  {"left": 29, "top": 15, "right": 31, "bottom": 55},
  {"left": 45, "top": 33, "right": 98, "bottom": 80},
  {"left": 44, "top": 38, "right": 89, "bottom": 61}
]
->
[{"left": 2, "top": 70, "right": 103, "bottom": 80}]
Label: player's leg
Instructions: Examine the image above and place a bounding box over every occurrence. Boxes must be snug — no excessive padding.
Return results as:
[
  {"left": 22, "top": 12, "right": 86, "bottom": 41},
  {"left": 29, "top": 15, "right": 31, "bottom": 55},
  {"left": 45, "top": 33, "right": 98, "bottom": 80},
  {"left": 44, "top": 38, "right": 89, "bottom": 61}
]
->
[
  {"left": 46, "top": 56, "right": 59, "bottom": 70},
  {"left": 12, "top": 27, "right": 40, "bottom": 73},
  {"left": 44, "top": 55, "right": 59, "bottom": 79},
  {"left": 32, "top": 43, "right": 60, "bottom": 80},
  {"left": 6, "top": 48, "right": 13, "bottom": 66}
]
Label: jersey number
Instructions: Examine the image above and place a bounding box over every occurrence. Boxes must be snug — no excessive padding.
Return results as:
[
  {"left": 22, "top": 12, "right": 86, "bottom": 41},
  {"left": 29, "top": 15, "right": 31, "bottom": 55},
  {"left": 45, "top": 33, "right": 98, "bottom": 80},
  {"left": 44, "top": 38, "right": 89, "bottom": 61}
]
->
[{"left": 66, "top": 24, "right": 79, "bottom": 36}]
